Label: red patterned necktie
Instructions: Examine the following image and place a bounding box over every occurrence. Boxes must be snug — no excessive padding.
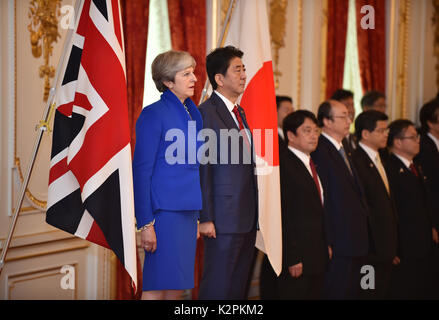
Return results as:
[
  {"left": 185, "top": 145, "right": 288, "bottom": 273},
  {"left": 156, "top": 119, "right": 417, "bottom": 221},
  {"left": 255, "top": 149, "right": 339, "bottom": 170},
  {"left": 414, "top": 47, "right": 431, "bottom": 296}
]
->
[
  {"left": 232, "top": 106, "right": 251, "bottom": 151},
  {"left": 310, "top": 158, "right": 323, "bottom": 205},
  {"left": 409, "top": 163, "right": 419, "bottom": 177},
  {"left": 232, "top": 106, "right": 245, "bottom": 130}
]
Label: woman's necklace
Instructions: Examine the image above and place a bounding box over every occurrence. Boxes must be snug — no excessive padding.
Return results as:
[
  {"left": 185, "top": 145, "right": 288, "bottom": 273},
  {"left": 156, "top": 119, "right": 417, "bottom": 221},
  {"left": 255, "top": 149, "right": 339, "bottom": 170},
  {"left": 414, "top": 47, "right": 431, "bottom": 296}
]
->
[{"left": 183, "top": 103, "right": 192, "bottom": 120}]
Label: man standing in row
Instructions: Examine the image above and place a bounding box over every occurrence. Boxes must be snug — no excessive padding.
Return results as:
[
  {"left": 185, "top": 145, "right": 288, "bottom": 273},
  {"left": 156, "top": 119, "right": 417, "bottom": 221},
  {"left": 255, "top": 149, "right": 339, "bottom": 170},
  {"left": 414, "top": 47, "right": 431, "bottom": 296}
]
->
[
  {"left": 311, "top": 100, "right": 369, "bottom": 299},
  {"left": 352, "top": 111, "right": 398, "bottom": 299},
  {"left": 198, "top": 46, "right": 258, "bottom": 299},
  {"left": 331, "top": 89, "right": 356, "bottom": 152},
  {"left": 386, "top": 120, "right": 436, "bottom": 299},
  {"left": 416, "top": 99, "right": 439, "bottom": 298},
  {"left": 276, "top": 110, "right": 329, "bottom": 299},
  {"left": 276, "top": 96, "right": 294, "bottom": 152}
]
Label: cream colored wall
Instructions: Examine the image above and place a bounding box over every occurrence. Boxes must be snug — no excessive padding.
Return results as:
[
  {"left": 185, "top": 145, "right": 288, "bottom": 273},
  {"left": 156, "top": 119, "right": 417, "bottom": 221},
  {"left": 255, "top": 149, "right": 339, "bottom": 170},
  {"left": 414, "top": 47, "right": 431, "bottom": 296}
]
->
[
  {"left": 276, "top": 0, "right": 325, "bottom": 113},
  {"left": 0, "top": 0, "right": 113, "bottom": 300}
]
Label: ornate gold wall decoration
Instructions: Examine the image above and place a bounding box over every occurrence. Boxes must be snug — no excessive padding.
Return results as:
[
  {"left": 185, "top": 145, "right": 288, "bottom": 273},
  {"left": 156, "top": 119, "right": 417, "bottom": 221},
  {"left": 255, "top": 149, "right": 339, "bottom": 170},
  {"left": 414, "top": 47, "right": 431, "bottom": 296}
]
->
[
  {"left": 14, "top": 1, "right": 48, "bottom": 212},
  {"left": 433, "top": 0, "right": 439, "bottom": 91},
  {"left": 28, "top": 0, "right": 62, "bottom": 101},
  {"left": 269, "top": 0, "right": 288, "bottom": 90},
  {"left": 320, "top": 0, "right": 329, "bottom": 103},
  {"left": 297, "top": 0, "right": 303, "bottom": 107},
  {"left": 15, "top": 157, "right": 47, "bottom": 209},
  {"left": 396, "top": 0, "right": 411, "bottom": 118}
]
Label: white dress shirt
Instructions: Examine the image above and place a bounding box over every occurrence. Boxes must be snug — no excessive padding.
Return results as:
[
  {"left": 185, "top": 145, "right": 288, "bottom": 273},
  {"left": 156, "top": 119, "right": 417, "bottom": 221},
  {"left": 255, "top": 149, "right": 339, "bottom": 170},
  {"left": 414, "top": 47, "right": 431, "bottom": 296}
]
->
[
  {"left": 278, "top": 127, "right": 285, "bottom": 141},
  {"left": 321, "top": 132, "right": 343, "bottom": 151},
  {"left": 215, "top": 90, "right": 239, "bottom": 127},
  {"left": 359, "top": 142, "right": 390, "bottom": 194},
  {"left": 393, "top": 152, "right": 412, "bottom": 169},
  {"left": 359, "top": 142, "right": 380, "bottom": 168},
  {"left": 288, "top": 146, "right": 324, "bottom": 203},
  {"left": 214, "top": 90, "right": 251, "bottom": 143}
]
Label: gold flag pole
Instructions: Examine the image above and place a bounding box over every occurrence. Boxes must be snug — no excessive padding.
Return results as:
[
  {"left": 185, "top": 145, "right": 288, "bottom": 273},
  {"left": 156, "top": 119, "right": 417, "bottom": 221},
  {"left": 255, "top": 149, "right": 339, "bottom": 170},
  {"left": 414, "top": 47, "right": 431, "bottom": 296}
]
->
[
  {"left": 198, "top": 0, "right": 237, "bottom": 105},
  {"left": 0, "top": 0, "right": 83, "bottom": 275}
]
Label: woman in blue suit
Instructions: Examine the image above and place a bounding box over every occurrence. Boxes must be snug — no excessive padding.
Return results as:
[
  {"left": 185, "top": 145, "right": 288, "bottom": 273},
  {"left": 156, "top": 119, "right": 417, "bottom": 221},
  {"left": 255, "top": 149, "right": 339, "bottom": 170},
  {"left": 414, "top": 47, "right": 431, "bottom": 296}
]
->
[{"left": 133, "top": 50, "right": 203, "bottom": 300}]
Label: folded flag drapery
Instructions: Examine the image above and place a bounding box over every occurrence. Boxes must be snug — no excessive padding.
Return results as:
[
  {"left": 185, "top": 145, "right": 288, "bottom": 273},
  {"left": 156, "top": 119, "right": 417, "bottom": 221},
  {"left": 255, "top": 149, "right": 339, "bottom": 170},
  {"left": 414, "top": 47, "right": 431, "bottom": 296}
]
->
[
  {"left": 46, "top": 0, "right": 137, "bottom": 290},
  {"left": 224, "top": 0, "right": 282, "bottom": 276}
]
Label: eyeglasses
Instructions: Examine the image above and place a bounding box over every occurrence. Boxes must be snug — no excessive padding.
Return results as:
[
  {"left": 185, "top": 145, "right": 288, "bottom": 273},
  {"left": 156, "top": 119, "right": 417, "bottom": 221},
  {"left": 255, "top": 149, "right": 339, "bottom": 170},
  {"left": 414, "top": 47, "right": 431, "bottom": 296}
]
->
[
  {"left": 398, "top": 134, "right": 420, "bottom": 141},
  {"left": 374, "top": 128, "right": 389, "bottom": 134},
  {"left": 331, "top": 115, "right": 350, "bottom": 122},
  {"left": 302, "top": 128, "right": 321, "bottom": 136}
]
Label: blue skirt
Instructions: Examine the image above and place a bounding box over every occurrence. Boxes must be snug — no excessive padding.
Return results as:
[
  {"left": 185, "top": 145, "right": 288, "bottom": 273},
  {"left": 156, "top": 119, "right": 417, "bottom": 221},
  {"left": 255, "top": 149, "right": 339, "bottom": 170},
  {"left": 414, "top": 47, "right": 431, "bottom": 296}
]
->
[{"left": 142, "top": 210, "right": 199, "bottom": 291}]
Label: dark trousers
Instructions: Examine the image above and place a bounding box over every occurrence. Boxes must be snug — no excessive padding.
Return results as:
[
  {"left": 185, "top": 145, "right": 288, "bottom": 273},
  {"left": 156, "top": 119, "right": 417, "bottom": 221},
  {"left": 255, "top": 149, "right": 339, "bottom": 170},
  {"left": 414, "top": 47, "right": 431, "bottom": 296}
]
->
[
  {"left": 259, "top": 254, "right": 279, "bottom": 300},
  {"left": 277, "top": 271, "right": 324, "bottom": 300},
  {"left": 198, "top": 230, "right": 256, "bottom": 300},
  {"left": 390, "top": 256, "right": 432, "bottom": 300},
  {"left": 323, "top": 256, "right": 363, "bottom": 300},
  {"left": 359, "top": 257, "right": 393, "bottom": 300},
  {"left": 431, "top": 245, "right": 439, "bottom": 299}
]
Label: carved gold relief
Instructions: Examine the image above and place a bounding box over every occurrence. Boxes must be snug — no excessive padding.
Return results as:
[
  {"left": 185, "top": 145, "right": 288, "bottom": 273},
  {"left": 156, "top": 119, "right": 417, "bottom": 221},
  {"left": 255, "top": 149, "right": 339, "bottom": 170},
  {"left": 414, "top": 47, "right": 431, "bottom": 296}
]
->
[
  {"left": 28, "top": 0, "right": 62, "bottom": 101},
  {"left": 15, "top": 1, "right": 47, "bottom": 212},
  {"left": 297, "top": 0, "right": 303, "bottom": 107},
  {"left": 321, "top": 0, "right": 329, "bottom": 103},
  {"left": 433, "top": 0, "right": 439, "bottom": 91},
  {"left": 269, "top": 0, "right": 288, "bottom": 90},
  {"left": 15, "top": 157, "right": 47, "bottom": 209},
  {"left": 396, "top": 0, "right": 410, "bottom": 118}
]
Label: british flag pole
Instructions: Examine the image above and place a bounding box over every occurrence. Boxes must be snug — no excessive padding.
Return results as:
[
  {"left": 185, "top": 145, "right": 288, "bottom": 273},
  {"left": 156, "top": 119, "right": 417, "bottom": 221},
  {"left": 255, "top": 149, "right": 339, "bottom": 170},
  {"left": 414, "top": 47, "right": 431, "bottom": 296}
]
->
[
  {"left": 2, "top": 0, "right": 138, "bottom": 292},
  {"left": 0, "top": 0, "right": 82, "bottom": 276}
]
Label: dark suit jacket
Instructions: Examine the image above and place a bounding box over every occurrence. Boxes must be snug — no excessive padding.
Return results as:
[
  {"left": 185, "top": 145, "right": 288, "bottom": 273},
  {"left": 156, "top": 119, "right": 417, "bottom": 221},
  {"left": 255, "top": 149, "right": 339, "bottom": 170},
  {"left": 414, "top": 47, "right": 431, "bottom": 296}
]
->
[
  {"left": 385, "top": 154, "right": 433, "bottom": 259},
  {"left": 311, "top": 134, "right": 369, "bottom": 257},
  {"left": 280, "top": 148, "right": 328, "bottom": 275},
  {"left": 278, "top": 134, "right": 287, "bottom": 153},
  {"left": 342, "top": 133, "right": 357, "bottom": 155},
  {"left": 198, "top": 92, "right": 258, "bottom": 234},
  {"left": 352, "top": 146, "right": 398, "bottom": 261},
  {"left": 415, "top": 133, "right": 439, "bottom": 230}
]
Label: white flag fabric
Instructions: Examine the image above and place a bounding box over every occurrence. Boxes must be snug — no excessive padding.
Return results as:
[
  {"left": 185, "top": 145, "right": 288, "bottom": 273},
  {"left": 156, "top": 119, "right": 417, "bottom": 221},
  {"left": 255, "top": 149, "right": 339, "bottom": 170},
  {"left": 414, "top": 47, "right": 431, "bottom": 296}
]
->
[{"left": 225, "top": 0, "right": 282, "bottom": 276}]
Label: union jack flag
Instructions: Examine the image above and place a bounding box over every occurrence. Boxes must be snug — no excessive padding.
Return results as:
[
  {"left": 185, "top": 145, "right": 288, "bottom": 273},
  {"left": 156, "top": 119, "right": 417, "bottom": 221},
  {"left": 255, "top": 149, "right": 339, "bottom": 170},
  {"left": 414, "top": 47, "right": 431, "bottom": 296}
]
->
[{"left": 47, "top": 0, "right": 137, "bottom": 289}]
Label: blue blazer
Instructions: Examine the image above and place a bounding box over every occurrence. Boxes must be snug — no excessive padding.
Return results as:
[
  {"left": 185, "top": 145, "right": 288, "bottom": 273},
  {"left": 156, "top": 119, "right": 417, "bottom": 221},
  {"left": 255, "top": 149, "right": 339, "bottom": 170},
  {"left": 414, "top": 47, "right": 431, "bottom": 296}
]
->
[
  {"left": 311, "top": 134, "right": 369, "bottom": 257},
  {"left": 132, "top": 89, "right": 203, "bottom": 228}
]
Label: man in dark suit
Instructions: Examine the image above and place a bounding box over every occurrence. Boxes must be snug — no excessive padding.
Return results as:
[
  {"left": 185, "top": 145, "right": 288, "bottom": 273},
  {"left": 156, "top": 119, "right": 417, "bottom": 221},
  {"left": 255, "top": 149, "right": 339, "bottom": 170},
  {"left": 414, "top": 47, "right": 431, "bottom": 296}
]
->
[
  {"left": 352, "top": 110, "right": 398, "bottom": 299},
  {"left": 259, "top": 95, "right": 294, "bottom": 299},
  {"left": 331, "top": 89, "right": 357, "bottom": 152},
  {"left": 386, "top": 120, "right": 438, "bottom": 299},
  {"left": 361, "top": 91, "right": 389, "bottom": 163},
  {"left": 331, "top": 89, "right": 355, "bottom": 122},
  {"left": 311, "top": 100, "right": 369, "bottom": 299},
  {"left": 275, "top": 110, "right": 329, "bottom": 299},
  {"left": 276, "top": 96, "right": 294, "bottom": 151},
  {"left": 415, "top": 99, "right": 439, "bottom": 298},
  {"left": 198, "top": 46, "right": 258, "bottom": 299},
  {"left": 360, "top": 91, "right": 387, "bottom": 114}
]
